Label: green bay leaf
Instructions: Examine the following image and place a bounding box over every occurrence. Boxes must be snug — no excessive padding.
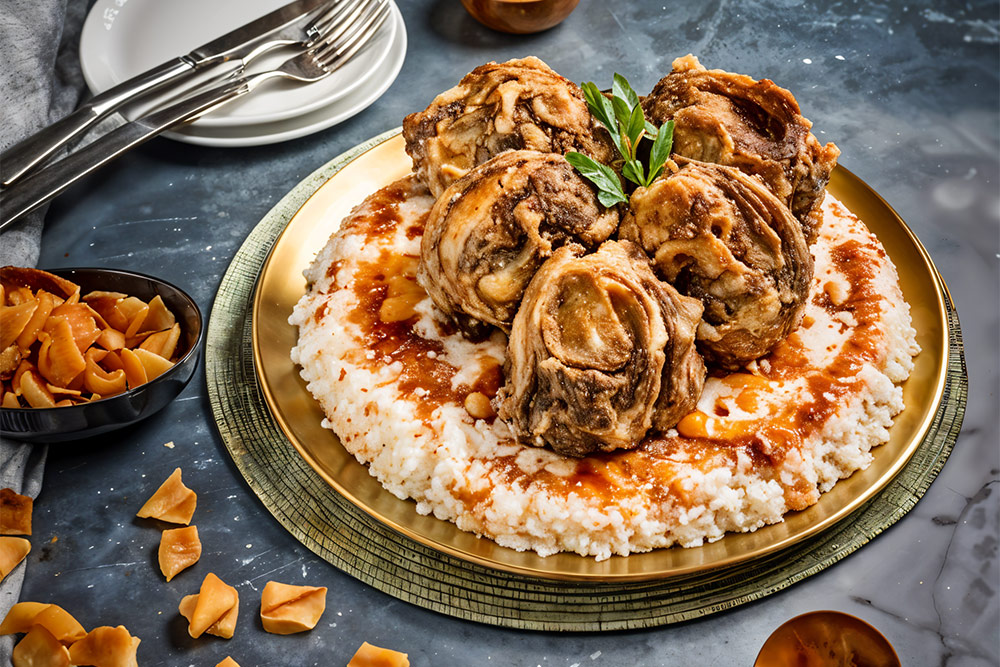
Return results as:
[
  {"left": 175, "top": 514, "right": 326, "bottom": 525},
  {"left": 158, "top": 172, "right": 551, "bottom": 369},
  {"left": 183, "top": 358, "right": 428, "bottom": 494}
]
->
[
  {"left": 648, "top": 119, "right": 674, "bottom": 184},
  {"left": 582, "top": 82, "right": 623, "bottom": 154},
  {"left": 626, "top": 104, "right": 646, "bottom": 153},
  {"left": 565, "top": 151, "right": 626, "bottom": 206},
  {"left": 622, "top": 159, "right": 646, "bottom": 187},
  {"left": 612, "top": 73, "right": 640, "bottom": 110},
  {"left": 597, "top": 189, "right": 628, "bottom": 207},
  {"left": 611, "top": 95, "right": 633, "bottom": 132},
  {"left": 582, "top": 82, "right": 616, "bottom": 131}
]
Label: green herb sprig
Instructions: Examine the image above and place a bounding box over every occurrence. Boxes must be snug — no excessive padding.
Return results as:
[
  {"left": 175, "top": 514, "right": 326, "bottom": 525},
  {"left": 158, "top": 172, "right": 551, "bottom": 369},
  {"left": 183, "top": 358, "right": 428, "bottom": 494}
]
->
[{"left": 566, "top": 74, "right": 674, "bottom": 207}]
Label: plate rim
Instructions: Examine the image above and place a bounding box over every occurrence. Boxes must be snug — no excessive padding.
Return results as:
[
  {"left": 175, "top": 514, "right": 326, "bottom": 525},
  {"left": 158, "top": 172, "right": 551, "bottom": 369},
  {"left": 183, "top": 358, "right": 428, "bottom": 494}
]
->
[
  {"left": 205, "top": 131, "right": 965, "bottom": 627},
  {"left": 248, "top": 130, "right": 953, "bottom": 582}
]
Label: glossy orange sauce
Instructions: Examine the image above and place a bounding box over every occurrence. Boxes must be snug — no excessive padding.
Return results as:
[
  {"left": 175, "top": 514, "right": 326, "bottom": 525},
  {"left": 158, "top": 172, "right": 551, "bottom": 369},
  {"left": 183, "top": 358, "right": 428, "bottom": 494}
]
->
[
  {"left": 343, "top": 181, "right": 503, "bottom": 423},
  {"left": 341, "top": 188, "right": 892, "bottom": 512}
]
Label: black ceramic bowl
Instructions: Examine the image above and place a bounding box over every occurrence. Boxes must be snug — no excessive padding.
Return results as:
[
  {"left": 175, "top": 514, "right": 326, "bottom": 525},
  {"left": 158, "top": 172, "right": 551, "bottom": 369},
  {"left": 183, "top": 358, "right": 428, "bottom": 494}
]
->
[{"left": 0, "top": 268, "right": 203, "bottom": 443}]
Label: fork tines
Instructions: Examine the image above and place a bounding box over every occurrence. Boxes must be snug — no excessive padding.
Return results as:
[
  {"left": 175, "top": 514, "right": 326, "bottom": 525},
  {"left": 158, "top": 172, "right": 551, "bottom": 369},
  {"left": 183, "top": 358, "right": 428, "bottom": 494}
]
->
[
  {"left": 310, "top": 0, "right": 381, "bottom": 44},
  {"left": 312, "top": 0, "right": 391, "bottom": 73}
]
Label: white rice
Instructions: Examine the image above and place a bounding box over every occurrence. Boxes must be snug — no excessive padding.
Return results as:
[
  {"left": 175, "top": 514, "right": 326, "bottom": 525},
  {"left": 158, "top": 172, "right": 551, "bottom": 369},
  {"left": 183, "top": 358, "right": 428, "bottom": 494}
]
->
[{"left": 290, "top": 178, "right": 919, "bottom": 560}]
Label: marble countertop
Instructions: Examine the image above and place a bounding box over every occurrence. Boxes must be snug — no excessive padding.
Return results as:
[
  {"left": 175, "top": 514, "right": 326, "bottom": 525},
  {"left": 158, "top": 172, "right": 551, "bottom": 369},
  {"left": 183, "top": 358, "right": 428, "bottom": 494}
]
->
[{"left": 9, "top": 0, "right": 999, "bottom": 664}]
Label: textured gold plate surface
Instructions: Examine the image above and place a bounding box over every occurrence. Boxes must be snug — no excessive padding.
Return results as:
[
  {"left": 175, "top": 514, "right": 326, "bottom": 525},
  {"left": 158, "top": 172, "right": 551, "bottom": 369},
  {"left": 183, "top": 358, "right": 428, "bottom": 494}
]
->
[
  {"left": 207, "top": 129, "right": 965, "bottom": 628},
  {"left": 250, "top": 131, "right": 950, "bottom": 581}
]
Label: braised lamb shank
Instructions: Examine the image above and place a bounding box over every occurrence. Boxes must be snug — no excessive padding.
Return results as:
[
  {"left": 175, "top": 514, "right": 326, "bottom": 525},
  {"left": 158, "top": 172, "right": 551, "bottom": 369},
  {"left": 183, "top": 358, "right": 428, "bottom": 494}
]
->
[
  {"left": 620, "top": 160, "right": 813, "bottom": 370},
  {"left": 496, "top": 241, "right": 705, "bottom": 457},
  {"left": 418, "top": 150, "right": 619, "bottom": 333},
  {"left": 643, "top": 55, "right": 840, "bottom": 243},
  {"left": 403, "top": 56, "right": 615, "bottom": 198}
]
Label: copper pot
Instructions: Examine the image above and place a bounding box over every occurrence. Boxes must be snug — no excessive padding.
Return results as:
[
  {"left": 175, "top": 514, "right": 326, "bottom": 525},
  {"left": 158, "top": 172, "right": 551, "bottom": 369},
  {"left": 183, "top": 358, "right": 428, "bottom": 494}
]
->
[{"left": 461, "top": 0, "right": 581, "bottom": 34}]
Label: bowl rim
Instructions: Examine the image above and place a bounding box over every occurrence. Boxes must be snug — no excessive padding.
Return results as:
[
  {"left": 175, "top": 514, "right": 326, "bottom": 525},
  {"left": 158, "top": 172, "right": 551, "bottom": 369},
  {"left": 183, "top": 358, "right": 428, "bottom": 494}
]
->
[{"left": 0, "top": 266, "right": 204, "bottom": 414}]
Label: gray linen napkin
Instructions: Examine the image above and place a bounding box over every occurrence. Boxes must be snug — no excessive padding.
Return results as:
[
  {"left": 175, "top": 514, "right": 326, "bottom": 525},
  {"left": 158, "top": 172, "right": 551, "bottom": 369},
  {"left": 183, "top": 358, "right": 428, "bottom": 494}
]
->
[
  {"left": 0, "top": 0, "right": 90, "bottom": 267},
  {"left": 0, "top": 0, "right": 90, "bottom": 653}
]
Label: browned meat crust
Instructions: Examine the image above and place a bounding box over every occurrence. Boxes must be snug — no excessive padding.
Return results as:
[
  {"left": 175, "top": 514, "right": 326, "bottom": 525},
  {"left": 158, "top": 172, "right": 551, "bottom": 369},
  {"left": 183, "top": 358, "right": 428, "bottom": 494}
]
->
[
  {"left": 643, "top": 55, "right": 840, "bottom": 243},
  {"left": 403, "top": 56, "right": 616, "bottom": 198},
  {"left": 418, "top": 150, "right": 620, "bottom": 334},
  {"left": 620, "top": 159, "right": 813, "bottom": 370},
  {"left": 496, "top": 241, "right": 705, "bottom": 456}
]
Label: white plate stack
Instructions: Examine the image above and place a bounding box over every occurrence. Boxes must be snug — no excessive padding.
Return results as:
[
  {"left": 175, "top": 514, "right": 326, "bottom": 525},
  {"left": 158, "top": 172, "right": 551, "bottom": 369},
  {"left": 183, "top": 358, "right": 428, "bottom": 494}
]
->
[{"left": 80, "top": 0, "right": 407, "bottom": 147}]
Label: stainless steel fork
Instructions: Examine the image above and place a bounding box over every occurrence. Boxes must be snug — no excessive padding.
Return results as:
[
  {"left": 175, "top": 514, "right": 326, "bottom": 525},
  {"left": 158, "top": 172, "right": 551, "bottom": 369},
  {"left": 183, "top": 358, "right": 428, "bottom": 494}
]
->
[
  {"left": 226, "top": 0, "right": 390, "bottom": 93},
  {"left": 0, "top": 0, "right": 368, "bottom": 188},
  {"left": 0, "top": 0, "right": 392, "bottom": 231}
]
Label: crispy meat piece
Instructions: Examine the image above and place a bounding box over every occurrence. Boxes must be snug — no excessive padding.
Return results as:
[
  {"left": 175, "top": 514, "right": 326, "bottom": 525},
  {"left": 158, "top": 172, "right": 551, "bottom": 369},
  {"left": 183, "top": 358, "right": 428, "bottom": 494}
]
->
[
  {"left": 403, "top": 57, "right": 615, "bottom": 198},
  {"left": 418, "top": 150, "right": 619, "bottom": 334},
  {"left": 620, "top": 159, "right": 813, "bottom": 370},
  {"left": 496, "top": 241, "right": 705, "bottom": 456},
  {"left": 643, "top": 55, "right": 840, "bottom": 243}
]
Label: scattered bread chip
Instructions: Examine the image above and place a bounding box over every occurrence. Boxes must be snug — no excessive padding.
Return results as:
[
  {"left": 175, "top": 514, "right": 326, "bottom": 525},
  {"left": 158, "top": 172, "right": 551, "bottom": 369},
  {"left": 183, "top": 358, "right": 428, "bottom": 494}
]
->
[
  {"left": 179, "top": 573, "right": 239, "bottom": 639},
  {"left": 101, "top": 350, "right": 124, "bottom": 372},
  {"left": 260, "top": 581, "right": 327, "bottom": 634},
  {"left": 27, "top": 605, "right": 88, "bottom": 646},
  {"left": 95, "top": 326, "right": 125, "bottom": 352},
  {"left": 38, "top": 316, "right": 87, "bottom": 387},
  {"left": 0, "top": 601, "right": 48, "bottom": 634},
  {"left": 0, "top": 602, "right": 86, "bottom": 644},
  {"left": 348, "top": 642, "right": 410, "bottom": 667},
  {"left": 67, "top": 625, "right": 140, "bottom": 667},
  {"left": 82, "top": 292, "right": 129, "bottom": 331},
  {"left": 0, "top": 487, "right": 33, "bottom": 535},
  {"left": 0, "top": 537, "right": 30, "bottom": 581},
  {"left": 132, "top": 348, "right": 173, "bottom": 381},
  {"left": 5, "top": 286, "right": 33, "bottom": 305},
  {"left": 1, "top": 301, "right": 37, "bottom": 350},
  {"left": 122, "top": 303, "right": 150, "bottom": 342},
  {"left": 0, "top": 343, "right": 21, "bottom": 378},
  {"left": 158, "top": 525, "right": 201, "bottom": 582},
  {"left": 19, "top": 368, "right": 56, "bottom": 408},
  {"left": 49, "top": 302, "right": 102, "bottom": 354},
  {"left": 136, "top": 468, "right": 196, "bottom": 525},
  {"left": 16, "top": 290, "right": 57, "bottom": 350},
  {"left": 1, "top": 266, "right": 77, "bottom": 300},
  {"left": 11, "top": 625, "right": 70, "bottom": 667},
  {"left": 83, "top": 349, "right": 127, "bottom": 397},
  {"left": 138, "top": 323, "right": 180, "bottom": 359},
  {"left": 140, "top": 295, "right": 176, "bottom": 334},
  {"left": 119, "top": 348, "right": 148, "bottom": 390},
  {"left": 113, "top": 296, "right": 145, "bottom": 325},
  {"left": 216, "top": 658, "right": 241, "bottom": 667}
]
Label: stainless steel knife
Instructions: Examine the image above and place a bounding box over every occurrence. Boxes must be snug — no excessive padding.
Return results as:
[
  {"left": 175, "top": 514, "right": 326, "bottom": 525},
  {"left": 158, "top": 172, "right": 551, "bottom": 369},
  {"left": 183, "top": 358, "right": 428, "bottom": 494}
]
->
[{"left": 0, "top": 0, "right": 335, "bottom": 188}]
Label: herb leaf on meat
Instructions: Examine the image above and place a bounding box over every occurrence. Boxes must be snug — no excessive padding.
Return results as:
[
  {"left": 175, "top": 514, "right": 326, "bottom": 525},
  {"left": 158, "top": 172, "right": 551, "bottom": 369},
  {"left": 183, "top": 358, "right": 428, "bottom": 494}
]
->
[
  {"left": 648, "top": 120, "right": 675, "bottom": 184},
  {"left": 569, "top": 74, "right": 676, "bottom": 202},
  {"left": 565, "top": 152, "right": 628, "bottom": 207}
]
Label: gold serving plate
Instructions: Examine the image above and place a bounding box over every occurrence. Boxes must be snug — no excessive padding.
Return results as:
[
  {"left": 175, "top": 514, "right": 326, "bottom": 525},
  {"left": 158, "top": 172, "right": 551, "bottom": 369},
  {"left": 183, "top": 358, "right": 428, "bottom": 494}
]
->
[{"left": 251, "top": 132, "right": 949, "bottom": 582}]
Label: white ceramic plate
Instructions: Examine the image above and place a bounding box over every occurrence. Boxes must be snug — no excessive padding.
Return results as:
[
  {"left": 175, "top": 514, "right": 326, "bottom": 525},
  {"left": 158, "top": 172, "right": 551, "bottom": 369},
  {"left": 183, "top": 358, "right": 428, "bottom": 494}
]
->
[
  {"left": 80, "top": 0, "right": 397, "bottom": 128},
  {"left": 159, "top": 5, "right": 405, "bottom": 147}
]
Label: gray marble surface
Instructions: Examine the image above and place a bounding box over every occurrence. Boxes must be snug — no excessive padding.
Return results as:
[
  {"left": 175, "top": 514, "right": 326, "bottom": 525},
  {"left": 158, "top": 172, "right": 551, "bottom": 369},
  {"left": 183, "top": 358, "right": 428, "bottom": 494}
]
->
[{"left": 5, "top": 0, "right": 999, "bottom": 664}]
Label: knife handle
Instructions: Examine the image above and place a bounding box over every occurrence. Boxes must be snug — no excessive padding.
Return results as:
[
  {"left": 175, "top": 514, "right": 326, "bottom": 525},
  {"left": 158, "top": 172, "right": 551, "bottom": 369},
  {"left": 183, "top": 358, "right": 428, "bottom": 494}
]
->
[
  {"left": 0, "top": 58, "right": 197, "bottom": 188},
  {"left": 0, "top": 79, "right": 249, "bottom": 232}
]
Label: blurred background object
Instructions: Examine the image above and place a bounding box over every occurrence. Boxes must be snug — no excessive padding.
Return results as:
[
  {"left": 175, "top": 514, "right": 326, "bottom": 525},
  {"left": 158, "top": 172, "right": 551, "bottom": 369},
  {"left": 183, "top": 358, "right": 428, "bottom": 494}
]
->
[
  {"left": 755, "top": 611, "right": 901, "bottom": 667},
  {"left": 460, "top": 0, "right": 579, "bottom": 34}
]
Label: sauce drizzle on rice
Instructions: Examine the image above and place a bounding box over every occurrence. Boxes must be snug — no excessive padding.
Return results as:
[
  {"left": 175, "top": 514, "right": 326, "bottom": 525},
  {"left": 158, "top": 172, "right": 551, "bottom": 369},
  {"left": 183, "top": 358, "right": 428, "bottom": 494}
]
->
[{"left": 290, "top": 177, "right": 918, "bottom": 559}]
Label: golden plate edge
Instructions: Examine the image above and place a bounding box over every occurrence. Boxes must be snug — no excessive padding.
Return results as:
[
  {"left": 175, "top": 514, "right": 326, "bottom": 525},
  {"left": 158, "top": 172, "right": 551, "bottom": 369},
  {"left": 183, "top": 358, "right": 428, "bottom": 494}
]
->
[{"left": 251, "top": 131, "right": 951, "bottom": 582}]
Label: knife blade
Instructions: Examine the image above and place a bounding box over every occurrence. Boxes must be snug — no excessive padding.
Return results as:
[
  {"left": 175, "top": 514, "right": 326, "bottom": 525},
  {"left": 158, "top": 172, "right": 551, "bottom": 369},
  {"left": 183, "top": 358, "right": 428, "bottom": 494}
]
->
[
  {"left": 187, "top": 0, "right": 334, "bottom": 65},
  {"left": 0, "top": 0, "right": 335, "bottom": 188}
]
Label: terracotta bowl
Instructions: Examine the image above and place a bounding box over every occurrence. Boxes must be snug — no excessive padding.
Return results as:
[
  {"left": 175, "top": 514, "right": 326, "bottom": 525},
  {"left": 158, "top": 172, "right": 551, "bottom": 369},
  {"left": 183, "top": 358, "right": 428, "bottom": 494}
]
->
[
  {"left": 755, "top": 610, "right": 901, "bottom": 667},
  {"left": 461, "top": 0, "right": 581, "bottom": 34}
]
